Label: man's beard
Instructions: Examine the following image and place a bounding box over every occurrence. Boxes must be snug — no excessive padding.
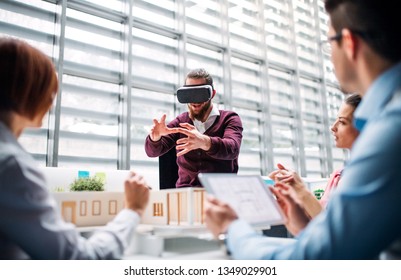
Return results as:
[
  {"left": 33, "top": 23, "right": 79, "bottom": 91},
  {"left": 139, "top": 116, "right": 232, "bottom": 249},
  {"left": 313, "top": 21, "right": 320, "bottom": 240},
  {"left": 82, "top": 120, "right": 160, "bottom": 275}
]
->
[{"left": 188, "top": 101, "right": 211, "bottom": 121}]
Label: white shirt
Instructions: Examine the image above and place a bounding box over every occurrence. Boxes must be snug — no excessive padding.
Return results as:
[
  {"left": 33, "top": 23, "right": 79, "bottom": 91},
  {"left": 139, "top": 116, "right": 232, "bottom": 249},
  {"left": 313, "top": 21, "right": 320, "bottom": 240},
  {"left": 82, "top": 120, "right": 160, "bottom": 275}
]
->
[{"left": 193, "top": 104, "right": 220, "bottom": 134}]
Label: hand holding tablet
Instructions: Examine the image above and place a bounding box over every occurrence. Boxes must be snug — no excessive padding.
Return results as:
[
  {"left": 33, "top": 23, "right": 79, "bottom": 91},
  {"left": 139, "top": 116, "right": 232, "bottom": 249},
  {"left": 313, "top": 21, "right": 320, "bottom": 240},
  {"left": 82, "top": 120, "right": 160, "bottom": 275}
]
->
[{"left": 199, "top": 173, "right": 286, "bottom": 229}]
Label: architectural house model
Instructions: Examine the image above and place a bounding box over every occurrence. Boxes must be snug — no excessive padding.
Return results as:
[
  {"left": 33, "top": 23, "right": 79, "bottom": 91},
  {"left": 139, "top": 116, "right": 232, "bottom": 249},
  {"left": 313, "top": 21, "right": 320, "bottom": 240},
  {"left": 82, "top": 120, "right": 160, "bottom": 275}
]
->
[
  {"left": 142, "top": 187, "right": 205, "bottom": 226},
  {"left": 52, "top": 188, "right": 206, "bottom": 227},
  {"left": 43, "top": 167, "right": 207, "bottom": 228}
]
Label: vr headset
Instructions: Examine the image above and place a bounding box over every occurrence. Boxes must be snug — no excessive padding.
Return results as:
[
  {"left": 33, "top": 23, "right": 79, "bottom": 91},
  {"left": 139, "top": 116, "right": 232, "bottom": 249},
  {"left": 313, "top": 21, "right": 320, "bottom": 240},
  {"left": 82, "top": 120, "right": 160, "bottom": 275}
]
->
[{"left": 176, "top": 85, "right": 213, "bottom": 104}]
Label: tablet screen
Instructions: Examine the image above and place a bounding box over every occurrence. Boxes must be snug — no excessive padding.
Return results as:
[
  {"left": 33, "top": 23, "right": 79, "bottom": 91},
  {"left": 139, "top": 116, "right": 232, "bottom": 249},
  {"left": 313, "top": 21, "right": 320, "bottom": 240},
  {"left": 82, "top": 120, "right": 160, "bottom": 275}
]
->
[{"left": 198, "top": 173, "right": 285, "bottom": 228}]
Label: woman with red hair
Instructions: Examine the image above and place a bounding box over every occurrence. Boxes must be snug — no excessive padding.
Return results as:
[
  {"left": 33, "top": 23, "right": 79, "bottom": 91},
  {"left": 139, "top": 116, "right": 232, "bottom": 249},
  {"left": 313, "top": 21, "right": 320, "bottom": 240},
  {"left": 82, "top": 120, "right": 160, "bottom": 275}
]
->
[{"left": 0, "top": 37, "right": 149, "bottom": 259}]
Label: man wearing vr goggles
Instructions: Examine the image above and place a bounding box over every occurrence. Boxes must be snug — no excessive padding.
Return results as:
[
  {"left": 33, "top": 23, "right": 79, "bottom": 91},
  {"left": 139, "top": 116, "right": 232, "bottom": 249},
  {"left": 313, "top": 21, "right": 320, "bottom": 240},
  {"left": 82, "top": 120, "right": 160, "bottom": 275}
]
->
[{"left": 145, "top": 68, "right": 243, "bottom": 188}]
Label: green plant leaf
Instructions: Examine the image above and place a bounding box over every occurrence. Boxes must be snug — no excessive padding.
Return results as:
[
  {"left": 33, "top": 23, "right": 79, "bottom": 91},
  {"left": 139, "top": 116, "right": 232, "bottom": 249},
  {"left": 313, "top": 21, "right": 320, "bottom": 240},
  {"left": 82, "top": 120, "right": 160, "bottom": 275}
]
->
[{"left": 69, "top": 176, "right": 105, "bottom": 192}]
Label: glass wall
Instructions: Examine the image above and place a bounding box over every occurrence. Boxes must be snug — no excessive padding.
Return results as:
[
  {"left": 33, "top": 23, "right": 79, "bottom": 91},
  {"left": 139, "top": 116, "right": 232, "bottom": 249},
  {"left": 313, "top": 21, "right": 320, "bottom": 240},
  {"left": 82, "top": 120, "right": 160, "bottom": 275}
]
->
[{"left": 0, "top": 0, "right": 346, "bottom": 188}]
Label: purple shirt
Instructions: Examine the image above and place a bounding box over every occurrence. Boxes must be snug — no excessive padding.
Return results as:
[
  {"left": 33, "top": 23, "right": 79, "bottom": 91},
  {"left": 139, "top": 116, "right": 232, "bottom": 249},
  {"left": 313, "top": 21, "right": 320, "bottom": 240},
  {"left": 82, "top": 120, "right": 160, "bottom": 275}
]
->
[{"left": 145, "top": 110, "right": 243, "bottom": 188}]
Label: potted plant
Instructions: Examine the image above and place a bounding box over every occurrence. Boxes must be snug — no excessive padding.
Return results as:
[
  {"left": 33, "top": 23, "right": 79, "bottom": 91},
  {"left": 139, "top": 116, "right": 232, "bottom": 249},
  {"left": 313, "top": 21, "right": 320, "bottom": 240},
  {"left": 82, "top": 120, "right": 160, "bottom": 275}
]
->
[{"left": 69, "top": 176, "right": 105, "bottom": 192}]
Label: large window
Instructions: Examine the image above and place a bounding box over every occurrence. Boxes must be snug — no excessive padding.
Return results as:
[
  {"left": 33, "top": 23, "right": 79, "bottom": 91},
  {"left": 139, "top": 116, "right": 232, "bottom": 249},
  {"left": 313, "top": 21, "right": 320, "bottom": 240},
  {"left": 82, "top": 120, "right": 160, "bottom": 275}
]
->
[
  {"left": 59, "top": 3, "right": 125, "bottom": 168},
  {"left": 0, "top": 0, "right": 344, "bottom": 188}
]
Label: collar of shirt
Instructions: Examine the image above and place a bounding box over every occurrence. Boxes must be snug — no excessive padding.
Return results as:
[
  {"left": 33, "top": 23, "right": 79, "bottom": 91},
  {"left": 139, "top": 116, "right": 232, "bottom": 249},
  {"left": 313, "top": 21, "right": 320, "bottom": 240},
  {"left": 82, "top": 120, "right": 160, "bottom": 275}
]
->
[
  {"left": 193, "top": 104, "right": 220, "bottom": 134},
  {"left": 353, "top": 61, "right": 401, "bottom": 132}
]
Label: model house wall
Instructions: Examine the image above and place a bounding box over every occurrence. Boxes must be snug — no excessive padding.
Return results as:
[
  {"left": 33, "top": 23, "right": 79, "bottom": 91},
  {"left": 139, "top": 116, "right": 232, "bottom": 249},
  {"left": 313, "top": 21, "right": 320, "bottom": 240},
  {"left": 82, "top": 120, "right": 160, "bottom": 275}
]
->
[{"left": 52, "top": 192, "right": 125, "bottom": 227}]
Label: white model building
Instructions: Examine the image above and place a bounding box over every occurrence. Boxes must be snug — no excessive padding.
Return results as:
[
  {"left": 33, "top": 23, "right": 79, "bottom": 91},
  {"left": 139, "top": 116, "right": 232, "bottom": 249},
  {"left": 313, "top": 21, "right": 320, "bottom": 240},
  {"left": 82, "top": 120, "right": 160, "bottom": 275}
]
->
[
  {"left": 141, "top": 187, "right": 205, "bottom": 226},
  {"left": 44, "top": 167, "right": 207, "bottom": 228},
  {"left": 52, "top": 188, "right": 206, "bottom": 227}
]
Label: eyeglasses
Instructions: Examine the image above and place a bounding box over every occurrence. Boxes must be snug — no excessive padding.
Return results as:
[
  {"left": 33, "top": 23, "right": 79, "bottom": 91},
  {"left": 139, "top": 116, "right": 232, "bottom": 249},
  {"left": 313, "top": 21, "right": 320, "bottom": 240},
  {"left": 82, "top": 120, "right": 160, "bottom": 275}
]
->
[{"left": 320, "top": 33, "right": 342, "bottom": 55}]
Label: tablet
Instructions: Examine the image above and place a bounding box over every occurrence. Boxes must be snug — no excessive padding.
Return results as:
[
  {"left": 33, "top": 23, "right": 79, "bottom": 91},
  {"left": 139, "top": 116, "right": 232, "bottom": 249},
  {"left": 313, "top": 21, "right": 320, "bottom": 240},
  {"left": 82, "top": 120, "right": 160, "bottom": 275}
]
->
[{"left": 198, "top": 173, "right": 286, "bottom": 228}]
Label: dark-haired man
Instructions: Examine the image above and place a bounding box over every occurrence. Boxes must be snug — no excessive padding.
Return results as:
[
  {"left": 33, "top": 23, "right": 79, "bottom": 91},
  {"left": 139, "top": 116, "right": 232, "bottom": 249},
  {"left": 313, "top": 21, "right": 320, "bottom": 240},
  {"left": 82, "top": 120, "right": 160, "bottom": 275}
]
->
[
  {"left": 205, "top": 0, "right": 401, "bottom": 259},
  {"left": 145, "top": 68, "right": 243, "bottom": 188}
]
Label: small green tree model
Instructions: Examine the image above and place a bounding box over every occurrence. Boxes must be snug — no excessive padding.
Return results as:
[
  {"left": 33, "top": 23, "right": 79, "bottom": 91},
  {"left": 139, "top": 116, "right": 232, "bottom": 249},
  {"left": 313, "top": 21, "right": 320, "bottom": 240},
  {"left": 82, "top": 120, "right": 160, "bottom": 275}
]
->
[
  {"left": 313, "top": 189, "right": 325, "bottom": 200},
  {"left": 69, "top": 176, "right": 105, "bottom": 192}
]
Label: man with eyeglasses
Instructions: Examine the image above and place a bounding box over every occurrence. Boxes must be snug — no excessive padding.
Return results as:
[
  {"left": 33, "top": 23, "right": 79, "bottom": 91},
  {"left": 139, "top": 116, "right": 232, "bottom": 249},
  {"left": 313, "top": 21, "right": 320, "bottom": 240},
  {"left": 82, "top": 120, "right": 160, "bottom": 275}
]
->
[
  {"left": 205, "top": 0, "right": 401, "bottom": 259},
  {"left": 145, "top": 68, "right": 243, "bottom": 188}
]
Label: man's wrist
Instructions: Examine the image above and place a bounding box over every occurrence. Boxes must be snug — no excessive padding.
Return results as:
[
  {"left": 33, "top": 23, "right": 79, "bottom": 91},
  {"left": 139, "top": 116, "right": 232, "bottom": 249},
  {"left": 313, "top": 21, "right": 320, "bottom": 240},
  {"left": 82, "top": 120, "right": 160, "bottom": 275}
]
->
[
  {"left": 218, "top": 232, "right": 227, "bottom": 242},
  {"left": 218, "top": 222, "right": 231, "bottom": 242},
  {"left": 203, "top": 135, "right": 212, "bottom": 151},
  {"left": 217, "top": 231, "right": 231, "bottom": 256},
  {"left": 149, "top": 135, "right": 161, "bottom": 142}
]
